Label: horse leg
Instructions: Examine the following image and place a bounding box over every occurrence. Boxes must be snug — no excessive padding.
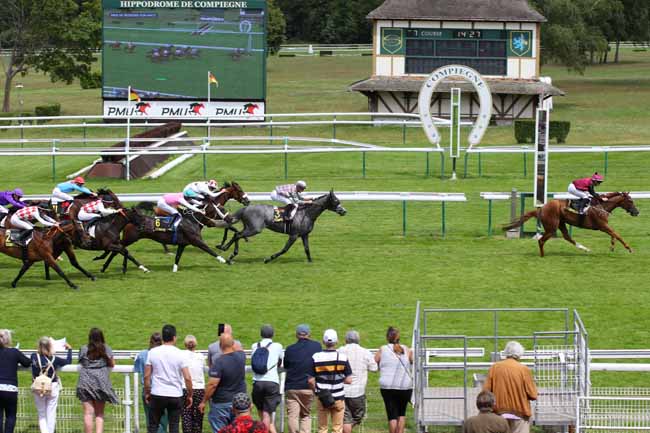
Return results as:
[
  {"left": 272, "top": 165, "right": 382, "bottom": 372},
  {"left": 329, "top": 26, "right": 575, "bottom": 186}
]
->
[
  {"left": 188, "top": 238, "right": 227, "bottom": 265},
  {"left": 101, "top": 251, "right": 120, "bottom": 273},
  {"left": 537, "top": 231, "right": 554, "bottom": 258},
  {"left": 44, "top": 255, "right": 79, "bottom": 290},
  {"left": 93, "top": 251, "right": 110, "bottom": 261},
  {"left": 163, "top": 244, "right": 172, "bottom": 255},
  {"left": 173, "top": 245, "right": 186, "bottom": 272},
  {"left": 12, "top": 261, "right": 34, "bottom": 288},
  {"left": 602, "top": 225, "right": 633, "bottom": 253},
  {"left": 227, "top": 237, "right": 240, "bottom": 264},
  {"left": 264, "top": 235, "right": 298, "bottom": 264},
  {"left": 63, "top": 244, "right": 96, "bottom": 281},
  {"left": 610, "top": 236, "right": 617, "bottom": 252},
  {"left": 120, "top": 247, "right": 149, "bottom": 273},
  {"left": 558, "top": 223, "right": 590, "bottom": 252},
  {"left": 301, "top": 234, "right": 312, "bottom": 262},
  {"left": 44, "top": 262, "right": 51, "bottom": 280},
  {"left": 217, "top": 228, "right": 231, "bottom": 250}
]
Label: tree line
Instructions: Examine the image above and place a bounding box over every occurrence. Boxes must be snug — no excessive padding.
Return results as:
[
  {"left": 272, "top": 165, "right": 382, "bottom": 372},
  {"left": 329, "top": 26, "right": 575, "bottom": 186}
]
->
[{"left": 1, "top": 0, "right": 649, "bottom": 112}]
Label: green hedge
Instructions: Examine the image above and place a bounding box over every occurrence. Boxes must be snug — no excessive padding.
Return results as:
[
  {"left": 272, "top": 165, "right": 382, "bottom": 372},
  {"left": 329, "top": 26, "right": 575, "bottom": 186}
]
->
[
  {"left": 514, "top": 120, "right": 571, "bottom": 144},
  {"left": 34, "top": 103, "right": 61, "bottom": 123},
  {"left": 80, "top": 72, "right": 102, "bottom": 89}
]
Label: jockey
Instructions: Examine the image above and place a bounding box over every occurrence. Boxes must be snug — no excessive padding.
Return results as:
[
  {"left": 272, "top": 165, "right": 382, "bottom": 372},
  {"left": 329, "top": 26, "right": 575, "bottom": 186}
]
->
[
  {"left": 568, "top": 172, "right": 607, "bottom": 214},
  {"left": 157, "top": 193, "right": 205, "bottom": 228},
  {"left": 51, "top": 177, "right": 93, "bottom": 204},
  {"left": 9, "top": 206, "right": 58, "bottom": 240},
  {"left": 77, "top": 197, "right": 119, "bottom": 225},
  {"left": 270, "top": 180, "right": 312, "bottom": 220},
  {"left": 182, "top": 179, "right": 221, "bottom": 205},
  {"left": 0, "top": 188, "right": 27, "bottom": 215}
]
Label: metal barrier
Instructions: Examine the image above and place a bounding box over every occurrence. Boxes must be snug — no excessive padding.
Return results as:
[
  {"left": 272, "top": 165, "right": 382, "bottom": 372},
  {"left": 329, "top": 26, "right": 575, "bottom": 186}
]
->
[{"left": 577, "top": 393, "right": 650, "bottom": 432}]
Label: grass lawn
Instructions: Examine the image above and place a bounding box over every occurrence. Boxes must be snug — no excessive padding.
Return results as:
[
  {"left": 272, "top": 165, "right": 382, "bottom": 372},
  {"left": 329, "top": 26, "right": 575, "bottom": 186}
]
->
[{"left": 1, "top": 48, "right": 650, "bottom": 431}]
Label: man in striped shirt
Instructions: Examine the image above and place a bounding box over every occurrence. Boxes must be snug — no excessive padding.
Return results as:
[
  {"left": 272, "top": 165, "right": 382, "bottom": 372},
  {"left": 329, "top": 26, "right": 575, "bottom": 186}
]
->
[{"left": 308, "top": 329, "right": 352, "bottom": 433}]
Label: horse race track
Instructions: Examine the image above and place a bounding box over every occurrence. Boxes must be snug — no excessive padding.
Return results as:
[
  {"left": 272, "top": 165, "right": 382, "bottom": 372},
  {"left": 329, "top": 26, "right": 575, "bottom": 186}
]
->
[{"left": 1, "top": 50, "right": 650, "bottom": 391}]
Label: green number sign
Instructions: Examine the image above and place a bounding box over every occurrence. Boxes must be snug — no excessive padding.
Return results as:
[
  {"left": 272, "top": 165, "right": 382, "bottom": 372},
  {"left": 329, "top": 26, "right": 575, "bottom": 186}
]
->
[{"left": 381, "top": 28, "right": 404, "bottom": 55}]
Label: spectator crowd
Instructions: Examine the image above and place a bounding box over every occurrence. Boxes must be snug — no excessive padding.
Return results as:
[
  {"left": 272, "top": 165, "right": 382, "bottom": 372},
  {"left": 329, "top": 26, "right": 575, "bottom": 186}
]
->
[{"left": 1, "top": 324, "right": 537, "bottom": 433}]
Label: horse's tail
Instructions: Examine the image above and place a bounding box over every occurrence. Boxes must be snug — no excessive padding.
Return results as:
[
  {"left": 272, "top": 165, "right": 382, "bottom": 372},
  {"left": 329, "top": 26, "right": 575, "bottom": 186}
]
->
[
  {"left": 502, "top": 209, "right": 539, "bottom": 231},
  {"left": 228, "top": 207, "right": 246, "bottom": 224}
]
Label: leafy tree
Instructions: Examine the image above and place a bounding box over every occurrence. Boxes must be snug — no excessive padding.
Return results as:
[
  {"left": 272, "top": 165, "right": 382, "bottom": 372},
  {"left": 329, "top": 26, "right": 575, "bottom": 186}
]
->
[
  {"left": 0, "top": 0, "right": 100, "bottom": 112},
  {"left": 266, "top": 0, "right": 287, "bottom": 55}
]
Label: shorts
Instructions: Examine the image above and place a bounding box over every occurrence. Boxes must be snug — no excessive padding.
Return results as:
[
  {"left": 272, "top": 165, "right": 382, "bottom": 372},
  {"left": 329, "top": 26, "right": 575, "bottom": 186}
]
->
[
  {"left": 343, "top": 395, "right": 366, "bottom": 425},
  {"left": 252, "top": 381, "right": 281, "bottom": 414},
  {"left": 380, "top": 388, "right": 412, "bottom": 421}
]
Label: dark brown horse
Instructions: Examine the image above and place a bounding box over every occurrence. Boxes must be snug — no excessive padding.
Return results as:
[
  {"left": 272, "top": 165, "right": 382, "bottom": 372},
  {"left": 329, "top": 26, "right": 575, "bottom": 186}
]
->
[
  {"left": 0, "top": 221, "right": 95, "bottom": 289},
  {"left": 503, "top": 192, "right": 640, "bottom": 257}
]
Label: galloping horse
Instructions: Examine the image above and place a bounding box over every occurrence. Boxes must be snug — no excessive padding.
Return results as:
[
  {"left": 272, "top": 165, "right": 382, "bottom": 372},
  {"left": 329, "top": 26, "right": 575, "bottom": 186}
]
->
[
  {"left": 218, "top": 190, "right": 347, "bottom": 264},
  {"left": 503, "top": 192, "right": 640, "bottom": 257},
  {"left": 0, "top": 221, "right": 95, "bottom": 289},
  {"left": 94, "top": 182, "right": 250, "bottom": 272}
]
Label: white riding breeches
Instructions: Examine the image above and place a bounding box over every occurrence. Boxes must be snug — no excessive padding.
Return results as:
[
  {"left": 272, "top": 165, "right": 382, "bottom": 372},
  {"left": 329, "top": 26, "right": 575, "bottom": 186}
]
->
[
  {"left": 270, "top": 191, "right": 293, "bottom": 206},
  {"left": 0, "top": 204, "right": 8, "bottom": 214},
  {"left": 568, "top": 183, "right": 590, "bottom": 200},
  {"left": 77, "top": 209, "right": 100, "bottom": 222},
  {"left": 10, "top": 214, "right": 33, "bottom": 230},
  {"left": 51, "top": 188, "right": 74, "bottom": 204},
  {"left": 156, "top": 198, "right": 179, "bottom": 215}
]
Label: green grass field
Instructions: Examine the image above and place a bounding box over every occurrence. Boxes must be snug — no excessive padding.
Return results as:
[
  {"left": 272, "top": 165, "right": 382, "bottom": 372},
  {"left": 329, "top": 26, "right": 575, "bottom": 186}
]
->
[
  {"left": 2, "top": 48, "right": 650, "bottom": 431},
  {"left": 103, "top": 8, "right": 265, "bottom": 99}
]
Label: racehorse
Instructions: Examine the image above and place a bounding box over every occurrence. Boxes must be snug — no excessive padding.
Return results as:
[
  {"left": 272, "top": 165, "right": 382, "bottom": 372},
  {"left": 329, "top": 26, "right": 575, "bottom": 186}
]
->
[
  {"left": 503, "top": 192, "right": 640, "bottom": 257},
  {"left": 101, "top": 203, "right": 224, "bottom": 272},
  {"left": 46, "top": 208, "right": 149, "bottom": 275},
  {"left": 0, "top": 221, "right": 95, "bottom": 289},
  {"left": 94, "top": 182, "right": 250, "bottom": 271},
  {"left": 218, "top": 190, "right": 346, "bottom": 264}
]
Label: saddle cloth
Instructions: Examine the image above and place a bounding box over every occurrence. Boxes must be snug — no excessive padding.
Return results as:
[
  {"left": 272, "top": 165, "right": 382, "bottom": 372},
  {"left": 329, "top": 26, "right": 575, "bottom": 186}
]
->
[
  {"left": 4, "top": 229, "right": 32, "bottom": 247},
  {"left": 273, "top": 207, "right": 285, "bottom": 223},
  {"left": 150, "top": 216, "right": 175, "bottom": 232}
]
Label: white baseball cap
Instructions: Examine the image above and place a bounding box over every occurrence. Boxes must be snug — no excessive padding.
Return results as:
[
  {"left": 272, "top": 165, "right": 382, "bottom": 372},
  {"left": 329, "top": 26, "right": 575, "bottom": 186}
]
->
[{"left": 323, "top": 329, "right": 338, "bottom": 344}]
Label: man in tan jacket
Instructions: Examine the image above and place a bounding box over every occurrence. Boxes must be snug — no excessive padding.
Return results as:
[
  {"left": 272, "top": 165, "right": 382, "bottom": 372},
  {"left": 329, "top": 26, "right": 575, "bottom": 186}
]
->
[{"left": 484, "top": 341, "right": 538, "bottom": 433}]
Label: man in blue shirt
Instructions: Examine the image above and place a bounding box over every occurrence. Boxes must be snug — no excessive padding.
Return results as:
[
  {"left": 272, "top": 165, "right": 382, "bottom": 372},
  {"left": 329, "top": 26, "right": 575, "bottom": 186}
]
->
[
  {"left": 51, "top": 177, "right": 92, "bottom": 204},
  {"left": 283, "top": 325, "right": 322, "bottom": 433}
]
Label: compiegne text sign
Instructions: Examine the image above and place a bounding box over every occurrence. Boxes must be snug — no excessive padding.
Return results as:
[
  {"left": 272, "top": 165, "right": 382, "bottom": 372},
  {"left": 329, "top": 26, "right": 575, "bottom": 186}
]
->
[{"left": 418, "top": 65, "right": 492, "bottom": 148}]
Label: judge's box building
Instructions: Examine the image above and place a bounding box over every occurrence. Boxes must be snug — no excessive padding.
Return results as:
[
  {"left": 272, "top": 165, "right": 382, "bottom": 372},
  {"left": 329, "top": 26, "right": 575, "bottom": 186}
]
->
[{"left": 349, "top": 0, "right": 564, "bottom": 123}]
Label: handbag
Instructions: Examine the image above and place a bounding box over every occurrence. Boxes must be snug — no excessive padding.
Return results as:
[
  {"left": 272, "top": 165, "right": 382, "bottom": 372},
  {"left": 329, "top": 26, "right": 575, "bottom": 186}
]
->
[
  {"left": 316, "top": 353, "right": 338, "bottom": 408},
  {"left": 31, "top": 355, "right": 55, "bottom": 397}
]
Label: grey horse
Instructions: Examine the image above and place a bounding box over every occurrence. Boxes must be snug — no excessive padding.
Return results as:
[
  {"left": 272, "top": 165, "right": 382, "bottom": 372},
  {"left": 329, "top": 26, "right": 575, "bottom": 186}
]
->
[{"left": 218, "top": 190, "right": 346, "bottom": 263}]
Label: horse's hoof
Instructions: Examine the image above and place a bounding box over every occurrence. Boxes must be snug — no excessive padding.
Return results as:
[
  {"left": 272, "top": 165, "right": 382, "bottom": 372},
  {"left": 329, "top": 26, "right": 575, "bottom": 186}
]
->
[
  {"left": 226, "top": 260, "right": 233, "bottom": 266},
  {"left": 93, "top": 256, "right": 102, "bottom": 261},
  {"left": 71, "top": 285, "right": 79, "bottom": 291},
  {"left": 216, "top": 244, "right": 225, "bottom": 251},
  {"left": 139, "top": 265, "right": 150, "bottom": 273},
  {"left": 216, "top": 256, "right": 226, "bottom": 264},
  {"left": 11, "top": 282, "right": 17, "bottom": 288},
  {"left": 90, "top": 275, "right": 96, "bottom": 281},
  {"left": 264, "top": 257, "right": 272, "bottom": 264},
  {"left": 628, "top": 248, "right": 634, "bottom": 254},
  {"left": 173, "top": 264, "right": 178, "bottom": 273}
]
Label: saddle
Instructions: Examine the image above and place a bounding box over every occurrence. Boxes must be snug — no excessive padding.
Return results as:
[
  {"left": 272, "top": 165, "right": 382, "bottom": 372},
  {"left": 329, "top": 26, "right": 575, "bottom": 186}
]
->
[
  {"left": 81, "top": 219, "right": 100, "bottom": 238},
  {"left": 52, "top": 201, "right": 71, "bottom": 218},
  {"left": 5, "top": 229, "right": 33, "bottom": 248},
  {"left": 567, "top": 198, "right": 592, "bottom": 215}
]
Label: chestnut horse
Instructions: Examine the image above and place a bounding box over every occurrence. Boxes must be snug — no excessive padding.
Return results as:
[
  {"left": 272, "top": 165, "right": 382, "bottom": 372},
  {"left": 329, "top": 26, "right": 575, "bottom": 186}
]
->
[
  {"left": 0, "top": 221, "right": 95, "bottom": 289},
  {"left": 503, "top": 192, "right": 640, "bottom": 257}
]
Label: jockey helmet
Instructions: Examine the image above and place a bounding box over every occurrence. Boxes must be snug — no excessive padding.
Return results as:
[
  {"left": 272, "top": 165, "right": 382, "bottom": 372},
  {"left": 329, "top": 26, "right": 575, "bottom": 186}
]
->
[
  {"left": 101, "top": 195, "right": 114, "bottom": 203},
  {"left": 13, "top": 188, "right": 24, "bottom": 197},
  {"left": 296, "top": 180, "right": 307, "bottom": 190},
  {"left": 73, "top": 176, "right": 86, "bottom": 185},
  {"left": 591, "top": 173, "right": 604, "bottom": 182},
  {"left": 208, "top": 179, "right": 218, "bottom": 190}
]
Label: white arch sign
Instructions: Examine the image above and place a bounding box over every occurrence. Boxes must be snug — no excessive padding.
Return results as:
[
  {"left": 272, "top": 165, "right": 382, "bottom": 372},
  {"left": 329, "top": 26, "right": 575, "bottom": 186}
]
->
[{"left": 418, "top": 65, "right": 492, "bottom": 148}]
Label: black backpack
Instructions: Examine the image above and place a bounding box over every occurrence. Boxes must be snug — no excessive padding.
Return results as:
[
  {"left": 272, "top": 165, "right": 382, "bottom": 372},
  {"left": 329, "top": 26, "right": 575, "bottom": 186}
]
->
[{"left": 251, "top": 341, "right": 274, "bottom": 375}]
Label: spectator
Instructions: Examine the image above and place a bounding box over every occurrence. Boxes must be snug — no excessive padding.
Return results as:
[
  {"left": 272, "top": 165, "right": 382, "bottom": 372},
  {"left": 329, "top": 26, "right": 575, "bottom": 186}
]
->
[
  {"left": 134, "top": 333, "right": 168, "bottom": 433},
  {"left": 339, "top": 330, "right": 377, "bottom": 433},
  {"left": 0, "top": 329, "right": 31, "bottom": 433},
  {"left": 217, "top": 392, "right": 268, "bottom": 433},
  {"left": 182, "top": 335, "right": 206, "bottom": 433},
  {"left": 250, "top": 325, "right": 283, "bottom": 433},
  {"left": 31, "top": 337, "right": 73, "bottom": 433},
  {"left": 484, "top": 341, "right": 538, "bottom": 433},
  {"left": 76, "top": 327, "right": 119, "bottom": 433},
  {"left": 207, "top": 325, "right": 242, "bottom": 369},
  {"left": 375, "top": 326, "right": 413, "bottom": 433},
  {"left": 199, "top": 334, "right": 246, "bottom": 433},
  {"left": 144, "top": 324, "right": 193, "bottom": 433},
  {"left": 463, "top": 391, "right": 509, "bottom": 433},
  {"left": 283, "top": 324, "right": 321, "bottom": 433},
  {"left": 308, "top": 329, "right": 352, "bottom": 433}
]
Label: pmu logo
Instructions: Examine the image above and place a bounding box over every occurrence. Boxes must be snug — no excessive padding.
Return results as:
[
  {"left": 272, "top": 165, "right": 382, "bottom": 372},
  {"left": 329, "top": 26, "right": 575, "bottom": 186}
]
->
[
  {"left": 243, "top": 103, "right": 259, "bottom": 115},
  {"left": 135, "top": 102, "right": 151, "bottom": 115},
  {"left": 189, "top": 103, "right": 205, "bottom": 115}
]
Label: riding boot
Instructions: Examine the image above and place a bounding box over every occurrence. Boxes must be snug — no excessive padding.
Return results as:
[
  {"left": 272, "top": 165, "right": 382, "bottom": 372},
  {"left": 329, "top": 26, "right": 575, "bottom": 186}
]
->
[
  {"left": 580, "top": 198, "right": 591, "bottom": 215},
  {"left": 172, "top": 213, "right": 182, "bottom": 229},
  {"left": 283, "top": 204, "right": 296, "bottom": 221}
]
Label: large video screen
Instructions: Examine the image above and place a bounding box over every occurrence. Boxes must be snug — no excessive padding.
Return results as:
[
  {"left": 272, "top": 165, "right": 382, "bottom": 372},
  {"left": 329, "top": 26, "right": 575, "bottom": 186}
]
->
[{"left": 102, "top": 0, "right": 266, "bottom": 102}]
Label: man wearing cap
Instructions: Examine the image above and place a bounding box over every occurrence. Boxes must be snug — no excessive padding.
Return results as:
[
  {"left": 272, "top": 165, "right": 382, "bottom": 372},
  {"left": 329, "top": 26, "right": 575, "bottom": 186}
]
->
[
  {"left": 200, "top": 334, "right": 247, "bottom": 433},
  {"left": 250, "top": 325, "right": 283, "bottom": 433},
  {"left": 283, "top": 325, "right": 322, "bottom": 433},
  {"left": 308, "top": 329, "right": 353, "bottom": 433},
  {"left": 339, "top": 330, "right": 378, "bottom": 433},
  {"left": 270, "top": 180, "right": 312, "bottom": 221},
  {"left": 217, "top": 393, "right": 268, "bottom": 433}
]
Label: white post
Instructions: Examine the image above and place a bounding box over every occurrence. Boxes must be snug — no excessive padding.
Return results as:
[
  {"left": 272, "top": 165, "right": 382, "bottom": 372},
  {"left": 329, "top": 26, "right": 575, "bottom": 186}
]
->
[
  {"left": 133, "top": 372, "right": 140, "bottom": 433},
  {"left": 533, "top": 108, "right": 550, "bottom": 208},
  {"left": 449, "top": 88, "right": 461, "bottom": 180},
  {"left": 207, "top": 71, "right": 211, "bottom": 144},
  {"left": 126, "top": 85, "right": 132, "bottom": 181},
  {"left": 124, "top": 373, "right": 132, "bottom": 433}
]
